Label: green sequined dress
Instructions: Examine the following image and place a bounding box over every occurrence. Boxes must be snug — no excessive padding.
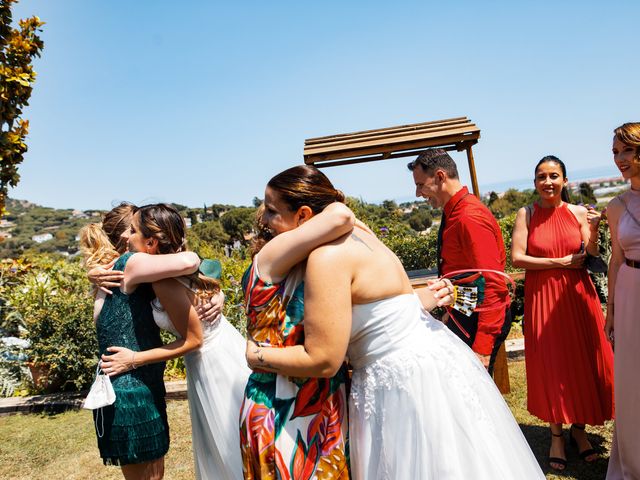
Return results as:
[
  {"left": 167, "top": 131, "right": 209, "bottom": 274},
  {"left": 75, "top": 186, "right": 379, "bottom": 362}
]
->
[{"left": 94, "top": 252, "right": 169, "bottom": 465}]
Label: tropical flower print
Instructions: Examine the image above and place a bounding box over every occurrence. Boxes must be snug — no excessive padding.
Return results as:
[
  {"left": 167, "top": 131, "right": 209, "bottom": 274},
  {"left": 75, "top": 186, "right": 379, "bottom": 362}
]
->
[{"left": 240, "top": 260, "right": 349, "bottom": 479}]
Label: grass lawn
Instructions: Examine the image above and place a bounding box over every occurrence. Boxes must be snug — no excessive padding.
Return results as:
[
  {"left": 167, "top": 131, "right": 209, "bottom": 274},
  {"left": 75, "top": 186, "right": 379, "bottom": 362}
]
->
[{"left": 0, "top": 361, "right": 613, "bottom": 479}]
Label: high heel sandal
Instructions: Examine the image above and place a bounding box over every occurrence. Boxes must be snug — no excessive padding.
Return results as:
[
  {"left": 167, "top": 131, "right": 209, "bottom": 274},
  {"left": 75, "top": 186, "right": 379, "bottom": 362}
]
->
[
  {"left": 549, "top": 431, "right": 567, "bottom": 471},
  {"left": 570, "top": 424, "right": 597, "bottom": 462}
]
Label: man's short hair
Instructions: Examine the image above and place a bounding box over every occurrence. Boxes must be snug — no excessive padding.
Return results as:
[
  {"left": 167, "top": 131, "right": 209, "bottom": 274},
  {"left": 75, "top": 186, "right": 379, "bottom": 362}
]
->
[{"left": 407, "top": 148, "right": 459, "bottom": 179}]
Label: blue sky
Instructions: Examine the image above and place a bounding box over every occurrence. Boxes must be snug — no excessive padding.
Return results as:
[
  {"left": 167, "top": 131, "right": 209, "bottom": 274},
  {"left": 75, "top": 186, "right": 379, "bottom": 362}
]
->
[{"left": 9, "top": 0, "right": 640, "bottom": 210}]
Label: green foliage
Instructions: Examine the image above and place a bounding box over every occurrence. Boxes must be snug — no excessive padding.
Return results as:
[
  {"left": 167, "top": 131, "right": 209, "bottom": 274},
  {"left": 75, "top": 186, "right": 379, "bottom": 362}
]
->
[
  {"left": 381, "top": 229, "right": 438, "bottom": 271},
  {"left": 487, "top": 189, "right": 537, "bottom": 219},
  {"left": 187, "top": 220, "right": 229, "bottom": 250},
  {"left": 346, "top": 197, "right": 414, "bottom": 237},
  {"left": 590, "top": 220, "right": 611, "bottom": 303},
  {"left": 4, "top": 255, "right": 95, "bottom": 393},
  {"left": 576, "top": 182, "right": 597, "bottom": 205},
  {"left": 498, "top": 212, "right": 517, "bottom": 273},
  {"left": 219, "top": 253, "right": 251, "bottom": 333},
  {"left": 220, "top": 207, "right": 256, "bottom": 242},
  {"left": 406, "top": 207, "right": 432, "bottom": 232},
  {"left": 0, "top": 1, "right": 44, "bottom": 216}
]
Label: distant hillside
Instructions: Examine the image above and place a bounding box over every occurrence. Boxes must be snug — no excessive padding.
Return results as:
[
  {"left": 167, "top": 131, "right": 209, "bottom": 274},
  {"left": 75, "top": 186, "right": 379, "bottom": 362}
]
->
[{"left": 0, "top": 198, "right": 103, "bottom": 258}]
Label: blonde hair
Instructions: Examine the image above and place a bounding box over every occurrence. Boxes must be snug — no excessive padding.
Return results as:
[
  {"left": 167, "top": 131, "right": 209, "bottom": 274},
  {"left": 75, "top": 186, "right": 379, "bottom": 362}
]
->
[
  {"left": 79, "top": 202, "right": 136, "bottom": 271},
  {"left": 614, "top": 122, "right": 640, "bottom": 163},
  {"left": 79, "top": 223, "right": 120, "bottom": 271}
]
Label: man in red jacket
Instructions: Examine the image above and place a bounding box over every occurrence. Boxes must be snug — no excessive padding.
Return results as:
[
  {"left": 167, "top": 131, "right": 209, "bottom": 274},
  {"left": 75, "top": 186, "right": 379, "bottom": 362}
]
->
[{"left": 408, "top": 148, "right": 511, "bottom": 375}]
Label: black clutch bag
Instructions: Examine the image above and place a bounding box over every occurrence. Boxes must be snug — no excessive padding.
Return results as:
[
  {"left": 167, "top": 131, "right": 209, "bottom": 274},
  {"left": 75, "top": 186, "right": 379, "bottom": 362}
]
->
[{"left": 585, "top": 254, "right": 608, "bottom": 274}]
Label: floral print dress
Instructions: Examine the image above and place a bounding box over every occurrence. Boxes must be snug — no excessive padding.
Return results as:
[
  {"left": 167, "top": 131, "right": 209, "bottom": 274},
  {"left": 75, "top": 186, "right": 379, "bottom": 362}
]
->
[{"left": 240, "top": 259, "right": 350, "bottom": 480}]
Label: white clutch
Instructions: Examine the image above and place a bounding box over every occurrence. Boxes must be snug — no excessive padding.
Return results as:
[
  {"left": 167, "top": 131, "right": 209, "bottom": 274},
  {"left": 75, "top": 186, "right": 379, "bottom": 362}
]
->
[{"left": 83, "top": 363, "right": 116, "bottom": 410}]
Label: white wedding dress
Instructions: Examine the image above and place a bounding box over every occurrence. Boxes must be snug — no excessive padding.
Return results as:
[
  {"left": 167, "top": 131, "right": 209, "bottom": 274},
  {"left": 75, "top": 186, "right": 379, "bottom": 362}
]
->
[
  {"left": 152, "top": 296, "right": 249, "bottom": 480},
  {"left": 348, "top": 293, "right": 545, "bottom": 480}
]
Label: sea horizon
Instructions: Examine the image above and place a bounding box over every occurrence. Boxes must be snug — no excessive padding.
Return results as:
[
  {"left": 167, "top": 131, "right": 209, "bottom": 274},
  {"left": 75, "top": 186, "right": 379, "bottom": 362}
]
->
[{"left": 392, "top": 164, "right": 622, "bottom": 204}]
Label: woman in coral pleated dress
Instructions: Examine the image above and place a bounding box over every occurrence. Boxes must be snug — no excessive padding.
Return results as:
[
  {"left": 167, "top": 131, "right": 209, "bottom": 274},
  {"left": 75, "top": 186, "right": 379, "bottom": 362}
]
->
[{"left": 512, "top": 156, "right": 614, "bottom": 472}]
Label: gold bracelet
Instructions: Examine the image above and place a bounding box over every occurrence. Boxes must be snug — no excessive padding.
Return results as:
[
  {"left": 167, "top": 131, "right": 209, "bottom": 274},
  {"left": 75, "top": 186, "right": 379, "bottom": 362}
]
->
[{"left": 130, "top": 352, "right": 137, "bottom": 370}]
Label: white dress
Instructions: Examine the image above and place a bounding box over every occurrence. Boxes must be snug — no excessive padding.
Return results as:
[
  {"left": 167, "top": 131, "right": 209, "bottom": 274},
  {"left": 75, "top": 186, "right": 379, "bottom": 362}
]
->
[
  {"left": 152, "top": 297, "right": 250, "bottom": 480},
  {"left": 348, "top": 293, "right": 545, "bottom": 480}
]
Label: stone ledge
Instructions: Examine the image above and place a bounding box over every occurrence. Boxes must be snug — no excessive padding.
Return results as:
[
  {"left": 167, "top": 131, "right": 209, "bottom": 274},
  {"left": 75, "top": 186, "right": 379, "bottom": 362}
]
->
[
  {"left": 505, "top": 337, "right": 525, "bottom": 361},
  {"left": 0, "top": 380, "right": 188, "bottom": 417}
]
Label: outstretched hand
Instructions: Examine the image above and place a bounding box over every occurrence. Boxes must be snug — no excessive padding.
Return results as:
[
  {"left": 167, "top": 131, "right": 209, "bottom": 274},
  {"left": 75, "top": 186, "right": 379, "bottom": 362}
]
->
[
  {"left": 101, "top": 346, "right": 136, "bottom": 377},
  {"left": 88, "top": 260, "right": 124, "bottom": 294}
]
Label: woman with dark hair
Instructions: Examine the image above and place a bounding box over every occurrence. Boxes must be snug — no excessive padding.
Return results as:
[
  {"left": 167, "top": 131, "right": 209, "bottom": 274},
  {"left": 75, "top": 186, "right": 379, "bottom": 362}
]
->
[
  {"left": 243, "top": 165, "right": 544, "bottom": 479},
  {"left": 91, "top": 204, "right": 250, "bottom": 480},
  {"left": 240, "top": 166, "right": 356, "bottom": 478},
  {"left": 511, "top": 156, "right": 614, "bottom": 471},
  {"left": 605, "top": 122, "right": 640, "bottom": 480}
]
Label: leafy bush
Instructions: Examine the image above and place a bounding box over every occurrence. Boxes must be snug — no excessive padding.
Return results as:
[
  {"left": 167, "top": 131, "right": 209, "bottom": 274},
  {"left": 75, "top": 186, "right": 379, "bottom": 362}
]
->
[
  {"left": 382, "top": 229, "right": 438, "bottom": 271},
  {"left": 5, "top": 256, "right": 96, "bottom": 393}
]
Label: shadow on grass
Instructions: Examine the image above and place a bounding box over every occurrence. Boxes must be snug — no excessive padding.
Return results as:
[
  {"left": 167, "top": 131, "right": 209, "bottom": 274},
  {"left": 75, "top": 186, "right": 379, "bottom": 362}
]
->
[{"left": 519, "top": 423, "right": 610, "bottom": 479}]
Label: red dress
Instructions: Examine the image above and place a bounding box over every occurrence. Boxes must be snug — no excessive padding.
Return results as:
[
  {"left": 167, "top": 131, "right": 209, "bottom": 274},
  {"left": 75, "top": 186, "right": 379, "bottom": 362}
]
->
[{"left": 524, "top": 203, "right": 614, "bottom": 424}]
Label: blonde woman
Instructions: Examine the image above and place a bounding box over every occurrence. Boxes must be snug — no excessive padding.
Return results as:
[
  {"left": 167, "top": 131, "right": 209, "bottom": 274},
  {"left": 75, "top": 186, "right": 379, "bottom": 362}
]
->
[{"left": 605, "top": 122, "right": 640, "bottom": 480}]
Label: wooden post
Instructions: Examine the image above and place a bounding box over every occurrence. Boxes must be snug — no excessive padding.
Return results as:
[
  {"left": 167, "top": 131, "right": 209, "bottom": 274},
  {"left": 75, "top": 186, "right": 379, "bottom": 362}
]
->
[
  {"left": 493, "top": 343, "right": 510, "bottom": 394},
  {"left": 466, "top": 145, "right": 481, "bottom": 198}
]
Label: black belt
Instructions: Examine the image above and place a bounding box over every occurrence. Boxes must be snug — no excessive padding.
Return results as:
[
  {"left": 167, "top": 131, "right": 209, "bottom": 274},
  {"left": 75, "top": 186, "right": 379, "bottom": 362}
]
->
[{"left": 626, "top": 258, "right": 640, "bottom": 269}]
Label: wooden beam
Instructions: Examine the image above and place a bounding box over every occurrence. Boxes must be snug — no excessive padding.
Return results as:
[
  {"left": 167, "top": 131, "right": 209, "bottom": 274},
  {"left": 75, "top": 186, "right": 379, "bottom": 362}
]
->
[
  {"left": 304, "top": 125, "right": 479, "bottom": 157},
  {"left": 305, "top": 117, "right": 469, "bottom": 145},
  {"left": 466, "top": 144, "right": 481, "bottom": 198},
  {"left": 310, "top": 141, "right": 480, "bottom": 169},
  {"left": 306, "top": 134, "right": 478, "bottom": 165}
]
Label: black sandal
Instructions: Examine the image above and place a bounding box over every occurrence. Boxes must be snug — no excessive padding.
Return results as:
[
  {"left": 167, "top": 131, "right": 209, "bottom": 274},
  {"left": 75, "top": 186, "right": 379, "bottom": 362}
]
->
[
  {"left": 549, "top": 431, "right": 567, "bottom": 471},
  {"left": 570, "top": 424, "right": 598, "bottom": 462}
]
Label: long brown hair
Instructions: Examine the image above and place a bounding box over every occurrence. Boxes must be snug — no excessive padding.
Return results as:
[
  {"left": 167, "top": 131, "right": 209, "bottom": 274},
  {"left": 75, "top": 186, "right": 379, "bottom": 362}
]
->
[
  {"left": 614, "top": 122, "right": 640, "bottom": 163},
  {"left": 267, "top": 165, "right": 345, "bottom": 214},
  {"left": 136, "top": 203, "right": 219, "bottom": 294},
  {"left": 103, "top": 202, "right": 137, "bottom": 254}
]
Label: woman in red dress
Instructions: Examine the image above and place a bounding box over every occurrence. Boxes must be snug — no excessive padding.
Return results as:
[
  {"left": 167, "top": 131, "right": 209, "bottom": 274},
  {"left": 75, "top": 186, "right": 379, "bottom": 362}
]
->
[{"left": 512, "top": 156, "right": 614, "bottom": 471}]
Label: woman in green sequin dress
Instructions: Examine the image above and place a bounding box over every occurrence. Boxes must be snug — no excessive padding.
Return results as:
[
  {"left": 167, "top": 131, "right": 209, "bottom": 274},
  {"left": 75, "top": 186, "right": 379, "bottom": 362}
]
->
[{"left": 82, "top": 204, "right": 201, "bottom": 479}]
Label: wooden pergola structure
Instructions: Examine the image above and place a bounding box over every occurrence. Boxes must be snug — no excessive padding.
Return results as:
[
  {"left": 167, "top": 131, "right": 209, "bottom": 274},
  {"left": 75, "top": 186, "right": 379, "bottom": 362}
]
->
[
  {"left": 302, "top": 116, "right": 512, "bottom": 394},
  {"left": 304, "top": 116, "right": 482, "bottom": 197}
]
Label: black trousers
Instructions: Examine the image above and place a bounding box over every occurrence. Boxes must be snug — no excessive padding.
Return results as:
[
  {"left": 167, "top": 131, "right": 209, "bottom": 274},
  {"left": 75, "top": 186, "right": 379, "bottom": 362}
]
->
[{"left": 445, "top": 306, "right": 512, "bottom": 376}]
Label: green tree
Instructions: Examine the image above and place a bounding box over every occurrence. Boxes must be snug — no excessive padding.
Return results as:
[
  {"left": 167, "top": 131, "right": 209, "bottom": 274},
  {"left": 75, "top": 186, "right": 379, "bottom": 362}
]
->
[
  {"left": 0, "top": 1, "right": 44, "bottom": 216},
  {"left": 188, "top": 219, "right": 229, "bottom": 248},
  {"left": 576, "top": 182, "right": 597, "bottom": 205},
  {"left": 488, "top": 188, "right": 537, "bottom": 219},
  {"left": 406, "top": 207, "right": 432, "bottom": 232},
  {"left": 220, "top": 207, "right": 256, "bottom": 242}
]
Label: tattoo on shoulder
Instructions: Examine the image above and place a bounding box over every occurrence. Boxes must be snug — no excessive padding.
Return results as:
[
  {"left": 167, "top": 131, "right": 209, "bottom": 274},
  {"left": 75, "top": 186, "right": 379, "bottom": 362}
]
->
[{"left": 351, "top": 233, "right": 373, "bottom": 251}]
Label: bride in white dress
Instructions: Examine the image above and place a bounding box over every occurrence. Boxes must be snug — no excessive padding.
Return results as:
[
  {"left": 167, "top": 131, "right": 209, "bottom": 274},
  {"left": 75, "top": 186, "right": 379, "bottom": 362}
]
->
[
  {"left": 94, "top": 203, "right": 249, "bottom": 480},
  {"left": 245, "top": 165, "right": 545, "bottom": 479},
  {"left": 151, "top": 283, "right": 248, "bottom": 480}
]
